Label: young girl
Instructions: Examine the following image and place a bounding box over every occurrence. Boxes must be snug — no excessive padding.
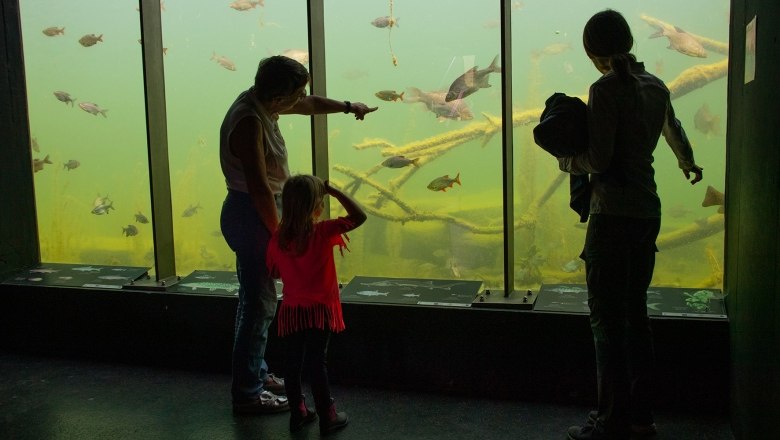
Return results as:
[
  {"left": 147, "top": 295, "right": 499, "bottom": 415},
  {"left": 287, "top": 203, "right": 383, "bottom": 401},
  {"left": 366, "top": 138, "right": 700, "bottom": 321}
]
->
[{"left": 266, "top": 175, "right": 367, "bottom": 435}]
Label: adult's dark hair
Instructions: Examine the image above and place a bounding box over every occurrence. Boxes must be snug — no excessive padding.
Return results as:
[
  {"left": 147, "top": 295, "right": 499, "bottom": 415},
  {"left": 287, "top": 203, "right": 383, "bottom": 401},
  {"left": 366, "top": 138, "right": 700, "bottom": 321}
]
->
[
  {"left": 583, "top": 9, "right": 636, "bottom": 80},
  {"left": 253, "top": 55, "right": 310, "bottom": 101}
]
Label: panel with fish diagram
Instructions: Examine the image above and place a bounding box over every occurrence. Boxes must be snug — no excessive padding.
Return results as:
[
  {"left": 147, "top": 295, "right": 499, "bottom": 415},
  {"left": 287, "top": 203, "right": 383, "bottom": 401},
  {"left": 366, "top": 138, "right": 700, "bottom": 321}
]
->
[
  {"left": 534, "top": 284, "right": 727, "bottom": 319},
  {"left": 2, "top": 263, "right": 150, "bottom": 289},
  {"left": 340, "top": 276, "right": 482, "bottom": 307}
]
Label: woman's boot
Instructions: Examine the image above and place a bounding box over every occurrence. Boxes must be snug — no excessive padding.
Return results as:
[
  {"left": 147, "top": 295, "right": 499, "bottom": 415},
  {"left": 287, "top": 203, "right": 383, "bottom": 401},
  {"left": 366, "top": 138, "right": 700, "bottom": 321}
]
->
[
  {"left": 317, "top": 398, "right": 348, "bottom": 436},
  {"left": 289, "top": 395, "right": 317, "bottom": 433}
]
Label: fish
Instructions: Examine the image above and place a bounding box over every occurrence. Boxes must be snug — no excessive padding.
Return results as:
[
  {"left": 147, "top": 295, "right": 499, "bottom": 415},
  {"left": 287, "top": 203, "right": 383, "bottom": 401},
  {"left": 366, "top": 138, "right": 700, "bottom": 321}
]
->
[
  {"left": 98, "top": 275, "right": 131, "bottom": 280},
  {"left": 531, "top": 42, "right": 572, "bottom": 60},
  {"left": 665, "top": 204, "right": 693, "bottom": 218},
  {"left": 91, "top": 200, "right": 115, "bottom": 215},
  {"left": 561, "top": 259, "right": 583, "bottom": 273},
  {"left": 229, "top": 0, "right": 262, "bottom": 11},
  {"left": 182, "top": 203, "right": 202, "bottom": 217},
  {"left": 405, "top": 87, "right": 473, "bottom": 121},
  {"left": 58, "top": 276, "right": 73, "bottom": 280},
  {"left": 179, "top": 282, "right": 240, "bottom": 292},
  {"left": 649, "top": 25, "right": 707, "bottom": 58},
  {"left": 281, "top": 49, "right": 309, "bottom": 65},
  {"left": 122, "top": 225, "right": 139, "bottom": 237},
  {"left": 29, "top": 268, "right": 59, "bottom": 273},
  {"left": 42, "top": 27, "right": 65, "bottom": 37},
  {"left": 54, "top": 91, "right": 76, "bottom": 106},
  {"left": 135, "top": 212, "right": 149, "bottom": 224},
  {"left": 93, "top": 194, "right": 110, "bottom": 208},
  {"left": 63, "top": 160, "right": 80, "bottom": 171},
  {"left": 27, "top": 278, "right": 43, "bottom": 282},
  {"left": 78, "top": 34, "right": 103, "bottom": 47},
  {"left": 402, "top": 293, "right": 421, "bottom": 298},
  {"left": 374, "top": 90, "right": 405, "bottom": 102},
  {"left": 547, "top": 285, "right": 588, "bottom": 294},
  {"left": 72, "top": 266, "right": 101, "bottom": 272},
  {"left": 31, "top": 137, "right": 40, "bottom": 152},
  {"left": 693, "top": 104, "right": 721, "bottom": 137},
  {"left": 382, "top": 155, "right": 419, "bottom": 168},
  {"left": 211, "top": 52, "right": 236, "bottom": 71},
  {"left": 427, "top": 173, "right": 461, "bottom": 192},
  {"left": 371, "top": 16, "right": 399, "bottom": 28},
  {"left": 702, "top": 185, "right": 725, "bottom": 213},
  {"left": 355, "top": 290, "right": 389, "bottom": 297},
  {"left": 445, "top": 55, "right": 501, "bottom": 102},
  {"left": 32, "top": 155, "right": 52, "bottom": 173},
  {"left": 79, "top": 102, "right": 108, "bottom": 117}
]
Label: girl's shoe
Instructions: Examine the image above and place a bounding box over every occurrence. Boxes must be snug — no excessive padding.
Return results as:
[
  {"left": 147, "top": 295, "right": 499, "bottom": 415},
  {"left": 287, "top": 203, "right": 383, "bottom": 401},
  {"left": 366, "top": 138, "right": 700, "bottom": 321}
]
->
[
  {"left": 317, "top": 399, "right": 349, "bottom": 436},
  {"left": 289, "top": 395, "right": 317, "bottom": 432}
]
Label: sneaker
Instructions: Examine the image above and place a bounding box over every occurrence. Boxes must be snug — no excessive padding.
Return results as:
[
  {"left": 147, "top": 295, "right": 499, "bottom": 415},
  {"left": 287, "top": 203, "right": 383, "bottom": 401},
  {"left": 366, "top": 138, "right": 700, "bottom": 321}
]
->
[
  {"left": 233, "top": 390, "right": 289, "bottom": 414},
  {"left": 263, "top": 373, "right": 286, "bottom": 395},
  {"left": 586, "top": 411, "right": 656, "bottom": 438}
]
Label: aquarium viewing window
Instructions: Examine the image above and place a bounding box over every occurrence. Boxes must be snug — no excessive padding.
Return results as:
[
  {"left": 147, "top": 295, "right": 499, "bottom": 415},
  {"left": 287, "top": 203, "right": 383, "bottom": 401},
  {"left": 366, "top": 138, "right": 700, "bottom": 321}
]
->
[{"left": 18, "top": 0, "right": 726, "bottom": 296}]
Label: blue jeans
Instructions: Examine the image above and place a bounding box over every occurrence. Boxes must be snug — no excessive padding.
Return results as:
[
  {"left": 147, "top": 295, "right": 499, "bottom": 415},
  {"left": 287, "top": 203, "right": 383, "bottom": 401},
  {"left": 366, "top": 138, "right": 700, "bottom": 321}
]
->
[
  {"left": 581, "top": 214, "right": 660, "bottom": 434},
  {"left": 221, "top": 189, "right": 278, "bottom": 402}
]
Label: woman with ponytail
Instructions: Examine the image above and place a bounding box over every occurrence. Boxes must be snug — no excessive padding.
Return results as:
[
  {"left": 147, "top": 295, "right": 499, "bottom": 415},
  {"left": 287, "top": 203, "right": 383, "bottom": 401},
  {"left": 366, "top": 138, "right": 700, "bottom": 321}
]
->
[{"left": 559, "top": 9, "right": 703, "bottom": 440}]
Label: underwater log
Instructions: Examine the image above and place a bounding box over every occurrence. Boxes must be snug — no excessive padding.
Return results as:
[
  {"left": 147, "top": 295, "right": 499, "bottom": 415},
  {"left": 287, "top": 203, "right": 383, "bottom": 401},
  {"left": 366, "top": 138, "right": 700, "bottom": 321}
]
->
[{"left": 656, "top": 214, "right": 724, "bottom": 251}]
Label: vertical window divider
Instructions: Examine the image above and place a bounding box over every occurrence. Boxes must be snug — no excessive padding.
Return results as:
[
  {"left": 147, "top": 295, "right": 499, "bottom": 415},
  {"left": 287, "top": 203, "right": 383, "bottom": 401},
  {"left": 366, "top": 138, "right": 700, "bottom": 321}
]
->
[
  {"left": 307, "top": 0, "right": 331, "bottom": 217},
  {"left": 500, "top": 0, "right": 515, "bottom": 297},
  {"left": 139, "top": 0, "right": 176, "bottom": 281}
]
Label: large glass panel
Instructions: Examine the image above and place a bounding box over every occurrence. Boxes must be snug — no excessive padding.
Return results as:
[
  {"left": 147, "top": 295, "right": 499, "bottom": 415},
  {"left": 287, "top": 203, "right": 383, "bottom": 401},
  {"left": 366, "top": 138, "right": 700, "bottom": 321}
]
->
[
  {"left": 325, "top": 1, "right": 505, "bottom": 288},
  {"left": 512, "top": 0, "right": 728, "bottom": 290},
  {"left": 20, "top": 1, "right": 152, "bottom": 268},
  {"left": 162, "top": 2, "right": 310, "bottom": 274}
]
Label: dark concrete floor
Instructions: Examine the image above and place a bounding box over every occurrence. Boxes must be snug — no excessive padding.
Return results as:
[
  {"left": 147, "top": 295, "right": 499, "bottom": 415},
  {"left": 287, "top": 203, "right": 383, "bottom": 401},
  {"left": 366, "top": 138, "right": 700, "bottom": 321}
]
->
[{"left": 0, "top": 352, "right": 733, "bottom": 440}]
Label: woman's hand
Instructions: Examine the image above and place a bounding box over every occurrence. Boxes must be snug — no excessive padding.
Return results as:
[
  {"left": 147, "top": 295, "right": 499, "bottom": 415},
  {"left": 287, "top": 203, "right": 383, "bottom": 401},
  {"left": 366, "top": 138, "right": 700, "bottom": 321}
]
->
[
  {"left": 349, "top": 102, "right": 378, "bottom": 120},
  {"left": 684, "top": 164, "right": 704, "bottom": 185}
]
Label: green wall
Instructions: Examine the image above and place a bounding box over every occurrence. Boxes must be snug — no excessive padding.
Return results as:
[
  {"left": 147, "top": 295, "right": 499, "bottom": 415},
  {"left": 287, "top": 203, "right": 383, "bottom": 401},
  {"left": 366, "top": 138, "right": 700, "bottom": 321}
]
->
[{"left": 725, "top": 1, "right": 780, "bottom": 438}]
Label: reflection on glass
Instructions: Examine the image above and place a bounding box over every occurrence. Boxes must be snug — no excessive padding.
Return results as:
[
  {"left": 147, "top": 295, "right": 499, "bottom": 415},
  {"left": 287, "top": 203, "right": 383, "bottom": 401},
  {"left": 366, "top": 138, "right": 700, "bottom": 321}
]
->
[
  {"left": 512, "top": 0, "right": 728, "bottom": 291},
  {"left": 161, "top": 2, "right": 310, "bottom": 275},
  {"left": 325, "top": 1, "right": 505, "bottom": 289},
  {"left": 20, "top": 1, "right": 152, "bottom": 269}
]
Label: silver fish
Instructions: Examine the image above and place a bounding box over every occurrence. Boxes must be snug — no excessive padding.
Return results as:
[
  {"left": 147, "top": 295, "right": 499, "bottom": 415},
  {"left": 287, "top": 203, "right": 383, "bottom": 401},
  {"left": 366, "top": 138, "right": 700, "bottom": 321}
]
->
[
  {"left": 182, "top": 203, "right": 202, "bottom": 217},
  {"left": 382, "top": 155, "right": 419, "bottom": 168},
  {"left": 54, "top": 91, "right": 76, "bottom": 106},
  {"left": 427, "top": 173, "right": 461, "bottom": 192},
  {"left": 63, "top": 160, "right": 80, "bottom": 171},
  {"left": 42, "top": 27, "right": 65, "bottom": 37},
  {"left": 211, "top": 52, "right": 236, "bottom": 71},
  {"left": 406, "top": 87, "right": 473, "bottom": 121},
  {"left": 33, "top": 154, "right": 52, "bottom": 173},
  {"left": 371, "top": 16, "right": 399, "bottom": 28},
  {"left": 78, "top": 34, "right": 103, "bottom": 47},
  {"left": 79, "top": 102, "right": 108, "bottom": 117},
  {"left": 91, "top": 200, "right": 115, "bottom": 215},
  {"left": 649, "top": 25, "right": 707, "bottom": 58},
  {"left": 445, "top": 55, "right": 501, "bottom": 102},
  {"left": 135, "top": 212, "right": 149, "bottom": 224},
  {"left": 693, "top": 103, "right": 721, "bottom": 137},
  {"left": 375, "top": 90, "right": 405, "bottom": 102},
  {"left": 229, "top": 0, "right": 262, "bottom": 11}
]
